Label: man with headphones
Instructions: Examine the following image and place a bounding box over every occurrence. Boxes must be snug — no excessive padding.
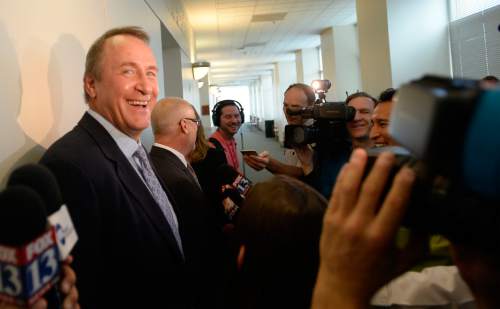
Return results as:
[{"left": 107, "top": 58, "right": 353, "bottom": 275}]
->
[{"left": 210, "top": 100, "right": 244, "bottom": 172}]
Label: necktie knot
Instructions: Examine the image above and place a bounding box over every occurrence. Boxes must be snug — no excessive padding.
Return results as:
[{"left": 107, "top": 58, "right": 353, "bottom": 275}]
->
[{"left": 133, "top": 145, "right": 149, "bottom": 167}]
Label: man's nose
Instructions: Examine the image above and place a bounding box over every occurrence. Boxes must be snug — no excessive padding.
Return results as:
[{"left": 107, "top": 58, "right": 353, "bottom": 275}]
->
[
  {"left": 135, "top": 73, "right": 153, "bottom": 95},
  {"left": 369, "top": 126, "right": 379, "bottom": 140}
]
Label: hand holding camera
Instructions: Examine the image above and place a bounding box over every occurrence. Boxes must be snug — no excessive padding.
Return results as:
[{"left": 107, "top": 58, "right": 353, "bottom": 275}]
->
[{"left": 313, "top": 149, "right": 418, "bottom": 308}]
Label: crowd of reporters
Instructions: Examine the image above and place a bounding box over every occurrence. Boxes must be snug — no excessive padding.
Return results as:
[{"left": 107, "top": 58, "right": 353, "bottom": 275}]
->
[{"left": 0, "top": 25, "right": 499, "bottom": 309}]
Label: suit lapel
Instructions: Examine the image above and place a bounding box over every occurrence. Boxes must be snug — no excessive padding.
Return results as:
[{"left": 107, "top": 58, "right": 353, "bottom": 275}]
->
[
  {"left": 150, "top": 146, "right": 200, "bottom": 189},
  {"left": 147, "top": 147, "right": 186, "bottom": 217},
  {"left": 78, "top": 113, "right": 184, "bottom": 261}
]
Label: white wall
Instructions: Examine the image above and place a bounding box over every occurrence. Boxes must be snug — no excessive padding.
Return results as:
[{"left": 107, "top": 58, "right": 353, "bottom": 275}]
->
[
  {"left": 295, "top": 50, "right": 305, "bottom": 84},
  {"left": 356, "top": 0, "right": 451, "bottom": 96},
  {"left": 387, "top": 0, "right": 451, "bottom": 87},
  {"left": 301, "top": 47, "right": 322, "bottom": 86},
  {"left": 321, "top": 26, "right": 362, "bottom": 101},
  {"left": 260, "top": 74, "right": 274, "bottom": 131},
  {"left": 333, "top": 25, "right": 362, "bottom": 100},
  {"left": 274, "top": 61, "right": 297, "bottom": 143},
  {"left": 296, "top": 47, "right": 321, "bottom": 87},
  {"left": 0, "top": 0, "right": 196, "bottom": 184}
]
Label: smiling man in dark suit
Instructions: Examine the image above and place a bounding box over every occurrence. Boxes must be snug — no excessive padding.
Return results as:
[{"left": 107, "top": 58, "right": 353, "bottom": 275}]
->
[
  {"left": 40, "top": 27, "right": 190, "bottom": 308},
  {"left": 150, "top": 97, "right": 223, "bottom": 307}
]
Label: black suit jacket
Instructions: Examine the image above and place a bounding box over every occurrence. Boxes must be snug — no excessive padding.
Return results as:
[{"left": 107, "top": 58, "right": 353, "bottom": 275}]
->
[
  {"left": 40, "top": 113, "right": 190, "bottom": 309},
  {"left": 150, "top": 145, "right": 211, "bottom": 257},
  {"left": 150, "top": 146, "right": 225, "bottom": 307}
]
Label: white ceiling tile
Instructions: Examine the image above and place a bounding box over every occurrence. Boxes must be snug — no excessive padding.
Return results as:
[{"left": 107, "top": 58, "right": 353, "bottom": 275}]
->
[{"left": 184, "top": 0, "right": 356, "bottom": 84}]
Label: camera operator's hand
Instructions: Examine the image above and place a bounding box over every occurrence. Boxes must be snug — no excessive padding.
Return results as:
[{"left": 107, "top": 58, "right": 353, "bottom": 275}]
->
[
  {"left": 312, "top": 149, "right": 418, "bottom": 309},
  {"left": 243, "top": 151, "right": 270, "bottom": 171}
]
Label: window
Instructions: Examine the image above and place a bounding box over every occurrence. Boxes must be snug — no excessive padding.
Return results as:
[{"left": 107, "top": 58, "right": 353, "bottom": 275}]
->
[
  {"left": 449, "top": 1, "right": 500, "bottom": 79},
  {"left": 450, "top": 0, "right": 500, "bottom": 21}
]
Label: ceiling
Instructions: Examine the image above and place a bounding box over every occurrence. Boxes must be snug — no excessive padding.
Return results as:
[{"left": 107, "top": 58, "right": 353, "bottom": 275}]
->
[{"left": 182, "top": 0, "right": 357, "bottom": 86}]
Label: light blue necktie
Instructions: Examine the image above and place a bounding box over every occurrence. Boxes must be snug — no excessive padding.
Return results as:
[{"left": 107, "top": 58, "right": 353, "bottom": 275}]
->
[{"left": 133, "top": 146, "right": 184, "bottom": 255}]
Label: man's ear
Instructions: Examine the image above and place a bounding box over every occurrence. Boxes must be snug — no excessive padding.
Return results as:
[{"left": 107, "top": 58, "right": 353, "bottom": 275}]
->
[
  {"left": 84, "top": 75, "right": 97, "bottom": 100},
  {"left": 237, "top": 245, "right": 245, "bottom": 270},
  {"left": 180, "top": 119, "right": 189, "bottom": 134}
]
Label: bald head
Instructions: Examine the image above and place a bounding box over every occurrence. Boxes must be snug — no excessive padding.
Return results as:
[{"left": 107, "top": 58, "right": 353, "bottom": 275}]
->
[
  {"left": 151, "top": 97, "right": 200, "bottom": 157},
  {"left": 152, "top": 97, "right": 195, "bottom": 136}
]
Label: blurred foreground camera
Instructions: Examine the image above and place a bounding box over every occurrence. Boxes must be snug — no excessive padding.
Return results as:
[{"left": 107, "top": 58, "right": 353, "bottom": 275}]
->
[
  {"left": 368, "top": 75, "right": 500, "bottom": 249},
  {"left": 284, "top": 80, "right": 355, "bottom": 149}
]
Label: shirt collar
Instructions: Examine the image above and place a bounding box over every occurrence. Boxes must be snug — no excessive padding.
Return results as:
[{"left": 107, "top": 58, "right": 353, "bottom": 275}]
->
[
  {"left": 87, "top": 109, "right": 141, "bottom": 158},
  {"left": 153, "top": 143, "right": 188, "bottom": 167},
  {"left": 214, "top": 129, "right": 236, "bottom": 145}
]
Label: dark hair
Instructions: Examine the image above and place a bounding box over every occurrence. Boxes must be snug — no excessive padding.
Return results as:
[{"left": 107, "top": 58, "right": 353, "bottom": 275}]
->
[
  {"left": 236, "top": 175, "right": 327, "bottom": 308},
  {"left": 84, "top": 26, "right": 150, "bottom": 103},
  {"left": 346, "top": 91, "right": 377, "bottom": 107},
  {"left": 378, "top": 88, "right": 397, "bottom": 102},
  {"left": 285, "top": 83, "right": 316, "bottom": 105},
  {"left": 482, "top": 75, "right": 499, "bottom": 82},
  {"left": 211, "top": 99, "right": 245, "bottom": 127}
]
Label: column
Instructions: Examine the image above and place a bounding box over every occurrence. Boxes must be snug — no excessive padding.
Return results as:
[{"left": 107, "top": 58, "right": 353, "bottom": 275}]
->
[{"left": 320, "top": 25, "right": 362, "bottom": 101}]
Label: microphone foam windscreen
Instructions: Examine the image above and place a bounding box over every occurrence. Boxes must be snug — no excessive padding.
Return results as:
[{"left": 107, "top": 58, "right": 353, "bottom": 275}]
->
[
  {"left": 7, "top": 163, "right": 63, "bottom": 215},
  {"left": 0, "top": 185, "right": 48, "bottom": 246}
]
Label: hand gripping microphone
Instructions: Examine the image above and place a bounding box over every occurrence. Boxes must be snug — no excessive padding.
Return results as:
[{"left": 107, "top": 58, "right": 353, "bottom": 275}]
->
[
  {"left": 215, "top": 164, "right": 252, "bottom": 197},
  {"left": 215, "top": 164, "right": 252, "bottom": 220},
  {"left": 7, "top": 164, "right": 78, "bottom": 260},
  {"left": 7, "top": 164, "right": 79, "bottom": 309},
  {"left": 0, "top": 186, "right": 61, "bottom": 306}
]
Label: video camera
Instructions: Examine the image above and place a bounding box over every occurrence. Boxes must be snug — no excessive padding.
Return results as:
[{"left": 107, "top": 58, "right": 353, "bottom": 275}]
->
[
  {"left": 284, "top": 80, "right": 355, "bottom": 150},
  {"left": 369, "top": 75, "right": 500, "bottom": 249}
]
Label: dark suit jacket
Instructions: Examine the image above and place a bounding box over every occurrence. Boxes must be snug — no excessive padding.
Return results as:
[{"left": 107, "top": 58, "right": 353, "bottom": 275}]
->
[
  {"left": 150, "top": 145, "right": 223, "bottom": 307},
  {"left": 191, "top": 147, "right": 229, "bottom": 226},
  {"left": 150, "top": 146, "right": 232, "bottom": 308},
  {"left": 40, "top": 113, "right": 191, "bottom": 309}
]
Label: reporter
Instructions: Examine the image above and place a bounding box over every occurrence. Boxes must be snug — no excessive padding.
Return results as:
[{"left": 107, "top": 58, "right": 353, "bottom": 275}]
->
[
  {"left": 243, "top": 83, "right": 315, "bottom": 178},
  {"left": 235, "top": 175, "right": 327, "bottom": 308},
  {"left": 312, "top": 149, "right": 417, "bottom": 308}
]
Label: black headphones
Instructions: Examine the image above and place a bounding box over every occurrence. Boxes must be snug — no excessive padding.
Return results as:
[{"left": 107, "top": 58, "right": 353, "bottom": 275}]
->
[{"left": 211, "top": 100, "right": 245, "bottom": 127}]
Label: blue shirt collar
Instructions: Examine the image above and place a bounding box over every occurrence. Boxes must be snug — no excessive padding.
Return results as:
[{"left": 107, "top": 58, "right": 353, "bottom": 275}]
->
[{"left": 87, "top": 109, "right": 141, "bottom": 158}]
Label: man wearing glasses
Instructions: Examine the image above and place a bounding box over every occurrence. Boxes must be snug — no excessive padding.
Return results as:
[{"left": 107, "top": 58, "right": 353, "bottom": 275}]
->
[{"left": 150, "top": 97, "right": 219, "bottom": 307}]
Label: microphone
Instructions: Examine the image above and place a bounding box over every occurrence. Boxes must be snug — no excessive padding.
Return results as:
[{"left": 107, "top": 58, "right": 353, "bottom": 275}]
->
[
  {"left": 215, "top": 164, "right": 252, "bottom": 197},
  {"left": 7, "top": 164, "right": 79, "bottom": 309},
  {"left": 0, "top": 186, "right": 61, "bottom": 306},
  {"left": 215, "top": 164, "right": 252, "bottom": 220},
  {"left": 7, "top": 164, "right": 78, "bottom": 260}
]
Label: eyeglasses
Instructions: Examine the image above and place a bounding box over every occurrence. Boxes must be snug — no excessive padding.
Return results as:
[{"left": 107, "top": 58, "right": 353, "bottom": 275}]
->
[{"left": 183, "top": 117, "right": 201, "bottom": 126}]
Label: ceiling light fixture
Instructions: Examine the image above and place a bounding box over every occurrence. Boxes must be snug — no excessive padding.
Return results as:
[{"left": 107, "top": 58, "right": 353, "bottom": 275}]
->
[{"left": 192, "top": 61, "right": 210, "bottom": 80}]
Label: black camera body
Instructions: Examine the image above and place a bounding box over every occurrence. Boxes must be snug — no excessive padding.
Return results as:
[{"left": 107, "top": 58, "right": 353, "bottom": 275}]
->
[
  {"left": 369, "top": 75, "right": 500, "bottom": 249},
  {"left": 284, "top": 80, "right": 355, "bottom": 150}
]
